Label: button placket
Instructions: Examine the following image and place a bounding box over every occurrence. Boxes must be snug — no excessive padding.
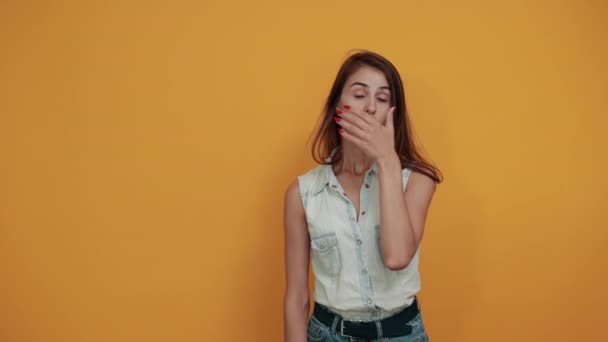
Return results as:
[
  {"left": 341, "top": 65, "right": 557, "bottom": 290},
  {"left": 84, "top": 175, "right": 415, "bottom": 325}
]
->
[
  {"left": 360, "top": 172, "right": 376, "bottom": 308},
  {"left": 357, "top": 175, "right": 371, "bottom": 225},
  {"left": 331, "top": 164, "right": 377, "bottom": 314},
  {"left": 347, "top": 200, "right": 372, "bottom": 311}
]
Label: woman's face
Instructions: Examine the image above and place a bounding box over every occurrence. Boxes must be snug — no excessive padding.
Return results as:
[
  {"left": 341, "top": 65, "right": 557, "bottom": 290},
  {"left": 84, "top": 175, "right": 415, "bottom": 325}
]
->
[{"left": 338, "top": 65, "right": 392, "bottom": 124}]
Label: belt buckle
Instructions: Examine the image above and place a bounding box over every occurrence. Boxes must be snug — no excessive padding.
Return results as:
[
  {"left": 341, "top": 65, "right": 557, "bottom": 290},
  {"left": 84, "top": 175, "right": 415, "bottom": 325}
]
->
[
  {"left": 340, "top": 319, "right": 363, "bottom": 339},
  {"left": 340, "top": 320, "right": 353, "bottom": 338}
]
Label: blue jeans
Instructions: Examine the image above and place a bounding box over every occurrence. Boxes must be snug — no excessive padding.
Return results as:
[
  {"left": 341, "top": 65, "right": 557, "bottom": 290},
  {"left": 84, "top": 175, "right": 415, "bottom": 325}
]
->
[{"left": 307, "top": 311, "right": 429, "bottom": 342}]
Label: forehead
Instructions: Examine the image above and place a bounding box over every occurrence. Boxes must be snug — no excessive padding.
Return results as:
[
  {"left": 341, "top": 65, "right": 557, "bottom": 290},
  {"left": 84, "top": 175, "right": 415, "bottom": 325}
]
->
[{"left": 345, "top": 65, "right": 389, "bottom": 87}]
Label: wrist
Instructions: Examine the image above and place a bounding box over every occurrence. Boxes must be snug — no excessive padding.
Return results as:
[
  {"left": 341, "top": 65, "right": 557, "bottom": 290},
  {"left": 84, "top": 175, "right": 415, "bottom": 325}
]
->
[{"left": 376, "top": 152, "right": 401, "bottom": 171}]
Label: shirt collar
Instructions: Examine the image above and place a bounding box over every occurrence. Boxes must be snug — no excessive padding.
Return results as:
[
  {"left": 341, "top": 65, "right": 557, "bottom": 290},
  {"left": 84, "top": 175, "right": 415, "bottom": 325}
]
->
[{"left": 310, "top": 146, "right": 377, "bottom": 195}]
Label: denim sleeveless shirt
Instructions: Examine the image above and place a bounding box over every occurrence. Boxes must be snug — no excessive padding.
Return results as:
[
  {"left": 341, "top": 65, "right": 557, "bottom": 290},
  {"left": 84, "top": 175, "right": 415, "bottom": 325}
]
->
[{"left": 297, "top": 152, "right": 421, "bottom": 321}]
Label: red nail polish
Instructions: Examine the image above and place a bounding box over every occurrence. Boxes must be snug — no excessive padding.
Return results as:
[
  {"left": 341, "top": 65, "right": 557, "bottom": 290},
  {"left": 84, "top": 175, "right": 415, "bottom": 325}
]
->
[
  {"left": 336, "top": 109, "right": 342, "bottom": 115},
  {"left": 335, "top": 117, "right": 342, "bottom": 123},
  {"left": 338, "top": 128, "right": 344, "bottom": 134},
  {"left": 344, "top": 105, "right": 351, "bottom": 110}
]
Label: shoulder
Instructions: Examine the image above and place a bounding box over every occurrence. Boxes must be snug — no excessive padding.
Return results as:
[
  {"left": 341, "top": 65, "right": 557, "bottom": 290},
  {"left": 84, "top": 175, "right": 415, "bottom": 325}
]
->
[
  {"left": 404, "top": 168, "right": 436, "bottom": 195},
  {"left": 284, "top": 178, "right": 305, "bottom": 215},
  {"left": 300, "top": 164, "right": 327, "bottom": 179},
  {"left": 296, "top": 164, "right": 329, "bottom": 196},
  {"left": 285, "top": 178, "right": 300, "bottom": 199},
  {"left": 285, "top": 164, "right": 327, "bottom": 207}
]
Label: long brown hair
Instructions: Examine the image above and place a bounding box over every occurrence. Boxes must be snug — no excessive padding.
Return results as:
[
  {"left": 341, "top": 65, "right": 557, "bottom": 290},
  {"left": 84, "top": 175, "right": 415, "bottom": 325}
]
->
[{"left": 309, "top": 49, "right": 443, "bottom": 184}]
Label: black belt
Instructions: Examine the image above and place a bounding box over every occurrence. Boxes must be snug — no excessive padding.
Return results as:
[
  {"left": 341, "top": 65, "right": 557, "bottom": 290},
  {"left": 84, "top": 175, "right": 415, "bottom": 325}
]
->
[{"left": 312, "top": 298, "right": 419, "bottom": 339}]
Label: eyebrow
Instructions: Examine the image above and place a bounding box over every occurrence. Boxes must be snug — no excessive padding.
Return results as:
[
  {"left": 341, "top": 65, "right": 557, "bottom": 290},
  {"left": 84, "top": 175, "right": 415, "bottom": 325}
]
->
[{"left": 349, "top": 81, "right": 391, "bottom": 91}]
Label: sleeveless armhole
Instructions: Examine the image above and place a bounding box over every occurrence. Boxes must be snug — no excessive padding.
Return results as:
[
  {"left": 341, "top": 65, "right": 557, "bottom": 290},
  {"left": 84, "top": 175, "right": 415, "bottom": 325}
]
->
[{"left": 402, "top": 168, "right": 413, "bottom": 191}]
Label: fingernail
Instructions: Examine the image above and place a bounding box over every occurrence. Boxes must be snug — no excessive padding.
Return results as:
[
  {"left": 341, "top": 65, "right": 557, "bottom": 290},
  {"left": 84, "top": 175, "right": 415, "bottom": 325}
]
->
[
  {"left": 335, "top": 117, "right": 342, "bottom": 123},
  {"left": 344, "top": 105, "right": 351, "bottom": 110},
  {"left": 336, "top": 109, "right": 343, "bottom": 115},
  {"left": 338, "top": 128, "right": 344, "bottom": 134}
]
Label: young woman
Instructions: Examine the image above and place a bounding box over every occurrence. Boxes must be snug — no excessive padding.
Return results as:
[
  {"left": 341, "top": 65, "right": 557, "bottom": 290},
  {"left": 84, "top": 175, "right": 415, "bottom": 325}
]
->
[{"left": 283, "top": 50, "right": 442, "bottom": 342}]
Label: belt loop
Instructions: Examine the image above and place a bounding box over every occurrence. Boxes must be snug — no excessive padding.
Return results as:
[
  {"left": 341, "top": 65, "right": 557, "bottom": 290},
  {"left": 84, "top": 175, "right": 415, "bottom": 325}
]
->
[
  {"left": 331, "top": 315, "right": 340, "bottom": 332},
  {"left": 374, "top": 320, "right": 383, "bottom": 339}
]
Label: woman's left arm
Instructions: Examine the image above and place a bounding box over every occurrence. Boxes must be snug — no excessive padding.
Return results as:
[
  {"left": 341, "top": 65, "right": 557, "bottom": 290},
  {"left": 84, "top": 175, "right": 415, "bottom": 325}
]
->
[
  {"left": 335, "top": 105, "right": 436, "bottom": 270},
  {"left": 377, "top": 153, "right": 436, "bottom": 271}
]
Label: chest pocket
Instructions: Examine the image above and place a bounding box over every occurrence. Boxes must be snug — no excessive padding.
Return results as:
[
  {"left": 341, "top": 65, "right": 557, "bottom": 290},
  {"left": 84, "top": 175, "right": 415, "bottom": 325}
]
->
[{"left": 310, "top": 232, "right": 342, "bottom": 276}]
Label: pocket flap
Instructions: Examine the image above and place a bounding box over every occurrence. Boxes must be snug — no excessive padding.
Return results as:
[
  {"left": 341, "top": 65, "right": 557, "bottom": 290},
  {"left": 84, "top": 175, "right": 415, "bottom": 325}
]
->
[{"left": 311, "top": 233, "right": 338, "bottom": 252}]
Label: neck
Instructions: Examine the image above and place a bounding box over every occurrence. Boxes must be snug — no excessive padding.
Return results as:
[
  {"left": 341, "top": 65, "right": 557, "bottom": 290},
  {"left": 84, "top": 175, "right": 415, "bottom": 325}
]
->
[{"left": 335, "top": 141, "right": 373, "bottom": 176}]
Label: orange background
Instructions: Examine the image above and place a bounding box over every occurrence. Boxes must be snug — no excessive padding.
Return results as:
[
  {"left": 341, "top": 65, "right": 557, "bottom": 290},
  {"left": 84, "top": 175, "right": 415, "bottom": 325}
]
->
[{"left": 1, "top": 1, "right": 607, "bottom": 341}]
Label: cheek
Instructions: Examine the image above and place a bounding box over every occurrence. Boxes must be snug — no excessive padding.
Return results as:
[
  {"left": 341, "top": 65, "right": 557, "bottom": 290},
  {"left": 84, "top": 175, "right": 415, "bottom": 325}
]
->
[
  {"left": 377, "top": 114, "right": 387, "bottom": 124},
  {"left": 340, "top": 96, "right": 364, "bottom": 111}
]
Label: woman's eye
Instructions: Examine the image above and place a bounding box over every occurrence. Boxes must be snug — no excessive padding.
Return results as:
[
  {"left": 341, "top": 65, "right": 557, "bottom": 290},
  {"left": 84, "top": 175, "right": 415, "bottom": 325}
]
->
[
  {"left": 377, "top": 98, "right": 388, "bottom": 103},
  {"left": 354, "top": 95, "right": 365, "bottom": 99}
]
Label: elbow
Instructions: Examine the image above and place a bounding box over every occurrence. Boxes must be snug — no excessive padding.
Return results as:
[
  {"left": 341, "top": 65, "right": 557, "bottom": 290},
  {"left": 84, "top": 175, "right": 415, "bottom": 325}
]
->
[
  {"left": 383, "top": 238, "right": 419, "bottom": 271},
  {"left": 384, "top": 251, "right": 415, "bottom": 271},
  {"left": 385, "top": 259, "right": 410, "bottom": 271}
]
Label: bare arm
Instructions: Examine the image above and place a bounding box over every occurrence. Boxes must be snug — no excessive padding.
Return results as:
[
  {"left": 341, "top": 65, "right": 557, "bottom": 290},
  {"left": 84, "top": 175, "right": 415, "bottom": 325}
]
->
[
  {"left": 334, "top": 105, "right": 436, "bottom": 270},
  {"left": 283, "top": 179, "right": 310, "bottom": 342},
  {"left": 377, "top": 154, "right": 436, "bottom": 270}
]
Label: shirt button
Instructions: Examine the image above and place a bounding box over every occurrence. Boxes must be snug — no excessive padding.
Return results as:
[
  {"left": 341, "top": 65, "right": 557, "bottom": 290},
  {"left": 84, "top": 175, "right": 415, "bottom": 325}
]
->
[
  {"left": 357, "top": 239, "right": 362, "bottom": 245},
  {"left": 365, "top": 183, "right": 370, "bottom": 188},
  {"left": 343, "top": 192, "right": 347, "bottom": 197},
  {"left": 361, "top": 211, "right": 366, "bottom": 216},
  {"left": 331, "top": 184, "right": 336, "bottom": 188},
  {"left": 362, "top": 269, "right": 367, "bottom": 274},
  {"left": 367, "top": 299, "right": 373, "bottom": 304}
]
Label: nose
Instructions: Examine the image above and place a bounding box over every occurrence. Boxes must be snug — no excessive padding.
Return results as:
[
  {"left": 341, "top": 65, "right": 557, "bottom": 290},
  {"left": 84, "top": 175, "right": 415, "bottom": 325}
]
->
[{"left": 364, "top": 98, "right": 376, "bottom": 115}]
